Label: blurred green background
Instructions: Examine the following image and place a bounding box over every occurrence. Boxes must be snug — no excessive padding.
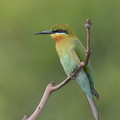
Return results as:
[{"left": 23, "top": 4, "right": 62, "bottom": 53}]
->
[{"left": 0, "top": 0, "right": 120, "bottom": 120}]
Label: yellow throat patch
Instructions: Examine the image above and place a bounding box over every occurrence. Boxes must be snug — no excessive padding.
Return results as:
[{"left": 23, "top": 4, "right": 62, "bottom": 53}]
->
[{"left": 51, "top": 34, "right": 66, "bottom": 42}]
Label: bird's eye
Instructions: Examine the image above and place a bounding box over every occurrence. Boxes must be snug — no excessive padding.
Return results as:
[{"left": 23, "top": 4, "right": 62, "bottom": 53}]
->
[{"left": 57, "top": 29, "right": 62, "bottom": 33}]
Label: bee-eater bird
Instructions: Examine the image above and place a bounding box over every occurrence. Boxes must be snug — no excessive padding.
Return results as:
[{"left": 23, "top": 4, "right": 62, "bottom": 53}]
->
[{"left": 34, "top": 24, "right": 100, "bottom": 120}]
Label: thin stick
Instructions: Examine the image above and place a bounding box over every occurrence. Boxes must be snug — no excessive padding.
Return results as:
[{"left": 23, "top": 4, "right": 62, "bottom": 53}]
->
[
  {"left": 22, "top": 18, "right": 92, "bottom": 120},
  {"left": 85, "top": 18, "right": 91, "bottom": 51},
  {"left": 84, "top": 18, "right": 92, "bottom": 65}
]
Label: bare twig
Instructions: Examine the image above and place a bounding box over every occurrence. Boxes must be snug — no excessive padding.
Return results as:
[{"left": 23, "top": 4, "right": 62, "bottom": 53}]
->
[
  {"left": 22, "top": 18, "right": 92, "bottom": 120},
  {"left": 84, "top": 18, "right": 92, "bottom": 64}
]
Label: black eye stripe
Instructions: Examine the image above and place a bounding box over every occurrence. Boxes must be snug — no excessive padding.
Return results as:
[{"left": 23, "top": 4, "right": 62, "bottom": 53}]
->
[{"left": 53, "top": 29, "right": 68, "bottom": 34}]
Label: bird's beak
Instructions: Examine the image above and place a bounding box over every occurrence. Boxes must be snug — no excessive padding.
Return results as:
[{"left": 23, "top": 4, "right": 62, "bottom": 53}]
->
[{"left": 33, "top": 30, "right": 54, "bottom": 35}]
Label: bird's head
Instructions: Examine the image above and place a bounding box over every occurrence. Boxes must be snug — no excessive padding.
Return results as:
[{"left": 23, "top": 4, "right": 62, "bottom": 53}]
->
[{"left": 34, "top": 24, "right": 76, "bottom": 42}]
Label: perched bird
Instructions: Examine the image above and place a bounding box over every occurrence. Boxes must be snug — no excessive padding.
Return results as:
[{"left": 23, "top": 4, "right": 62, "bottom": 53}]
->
[{"left": 34, "top": 24, "right": 100, "bottom": 120}]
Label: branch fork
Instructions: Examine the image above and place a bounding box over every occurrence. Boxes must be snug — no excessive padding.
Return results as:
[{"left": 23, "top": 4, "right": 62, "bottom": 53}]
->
[{"left": 22, "top": 18, "right": 92, "bottom": 120}]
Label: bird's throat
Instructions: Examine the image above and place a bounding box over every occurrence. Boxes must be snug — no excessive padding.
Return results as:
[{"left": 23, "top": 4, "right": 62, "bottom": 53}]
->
[{"left": 51, "top": 34, "right": 66, "bottom": 42}]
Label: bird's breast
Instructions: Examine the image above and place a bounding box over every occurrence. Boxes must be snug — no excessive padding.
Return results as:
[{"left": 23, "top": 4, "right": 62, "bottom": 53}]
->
[{"left": 56, "top": 43, "right": 80, "bottom": 75}]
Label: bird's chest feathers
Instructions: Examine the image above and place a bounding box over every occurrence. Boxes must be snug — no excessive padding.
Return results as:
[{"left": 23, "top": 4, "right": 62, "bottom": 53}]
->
[{"left": 56, "top": 41, "right": 80, "bottom": 75}]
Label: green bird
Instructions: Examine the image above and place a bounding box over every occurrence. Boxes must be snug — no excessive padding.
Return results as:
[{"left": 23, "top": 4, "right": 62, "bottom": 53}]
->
[{"left": 34, "top": 24, "right": 100, "bottom": 120}]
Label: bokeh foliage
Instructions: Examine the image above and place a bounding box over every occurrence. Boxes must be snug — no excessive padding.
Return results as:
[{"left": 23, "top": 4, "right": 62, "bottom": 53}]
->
[{"left": 0, "top": 0, "right": 120, "bottom": 120}]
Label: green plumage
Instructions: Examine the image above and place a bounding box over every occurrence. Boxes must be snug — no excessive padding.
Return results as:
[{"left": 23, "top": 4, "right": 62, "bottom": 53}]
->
[
  {"left": 35, "top": 23, "right": 100, "bottom": 120},
  {"left": 56, "top": 34, "right": 94, "bottom": 98},
  {"left": 52, "top": 24, "right": 99, "bottom": 98}
]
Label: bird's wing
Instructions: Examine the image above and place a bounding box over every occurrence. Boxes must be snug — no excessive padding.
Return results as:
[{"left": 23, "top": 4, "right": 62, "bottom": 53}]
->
[
  {"left": 74, "top": 39, "right": 99, "bottom": 99},
  {"left": 74, "top": 39, "right": 94, "bottom": 84}
]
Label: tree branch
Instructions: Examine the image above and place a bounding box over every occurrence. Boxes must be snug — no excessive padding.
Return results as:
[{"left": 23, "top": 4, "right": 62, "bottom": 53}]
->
[{"left": 22, "top": 18, "right": 92, "bottom": 120}]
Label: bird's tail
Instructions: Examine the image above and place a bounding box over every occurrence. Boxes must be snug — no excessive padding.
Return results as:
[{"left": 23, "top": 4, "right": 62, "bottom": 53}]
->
[{"left": 85, "top": 94, "right": 100, "bottom": 120}]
